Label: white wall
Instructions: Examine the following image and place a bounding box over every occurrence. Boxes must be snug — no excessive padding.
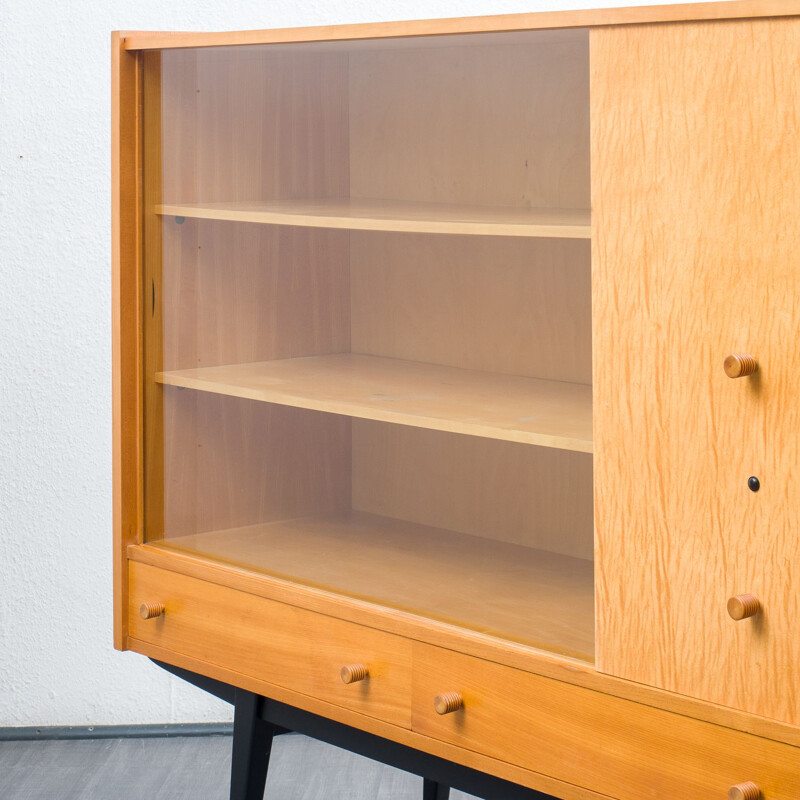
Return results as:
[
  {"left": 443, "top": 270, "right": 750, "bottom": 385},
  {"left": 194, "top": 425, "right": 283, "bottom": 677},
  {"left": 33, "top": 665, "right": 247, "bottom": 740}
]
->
[{"left": 1, "top": 0, "right": 709, "bottom": 727}]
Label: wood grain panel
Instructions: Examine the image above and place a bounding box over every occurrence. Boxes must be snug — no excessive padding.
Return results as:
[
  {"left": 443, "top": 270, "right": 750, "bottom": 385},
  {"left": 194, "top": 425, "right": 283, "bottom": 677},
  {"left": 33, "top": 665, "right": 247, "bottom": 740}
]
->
[
  {"left": 349, "top": 35, "right": 589, "bottom": 209},
  {"left": 129, "top": 562, "right": 412, "bottom": 727},
  {"left": 120, "top": 2, "right": 800, "bottom": 51},
  {"left": 413, "top": 643, "right": 800, "bottom": 800},
  {"left": 352, "top": 421, "right": 593, "bottom": 560},
  {"left": 111, "top": 34, "right": 142, "bottom": 650},
  {"left": 351, "top": 233, "right": 591, "bottom": 383},
  {"left": 593, "top": 18, "right": 800, "bottom": 724}
]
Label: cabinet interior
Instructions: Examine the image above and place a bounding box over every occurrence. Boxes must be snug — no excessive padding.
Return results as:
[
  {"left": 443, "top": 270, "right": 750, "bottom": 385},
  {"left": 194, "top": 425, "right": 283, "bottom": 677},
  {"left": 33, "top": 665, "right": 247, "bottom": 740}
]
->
[{"left": 142, "top": 28, "right": 594, "bottom": 661}]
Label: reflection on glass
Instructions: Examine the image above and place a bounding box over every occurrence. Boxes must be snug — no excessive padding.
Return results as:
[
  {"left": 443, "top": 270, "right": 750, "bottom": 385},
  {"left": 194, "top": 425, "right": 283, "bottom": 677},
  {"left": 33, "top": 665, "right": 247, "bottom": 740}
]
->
[{"left": 142, "top": 29, "right": 594, "bottom": 659}]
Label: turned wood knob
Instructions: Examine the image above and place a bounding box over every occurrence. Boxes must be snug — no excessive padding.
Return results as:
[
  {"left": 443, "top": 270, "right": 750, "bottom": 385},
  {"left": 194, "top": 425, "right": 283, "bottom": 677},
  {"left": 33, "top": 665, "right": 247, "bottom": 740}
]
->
[
  {"left": 340, "top": 664, "right": 369, "bottom": 685},
  {"left": 724, "top": 354, "right": 758, "bottom": 378},
  {"left": 434, "top": 692, "right": 463, "bottom": 715},
  {"left": 727, "top": 594, "right": 760, "bottom": 621},
  {"left": 139, "top": 601, "right": 165, "bottom": 620},
  {"left": 728, "top": 781, "right": 761, "bottom": 800}
]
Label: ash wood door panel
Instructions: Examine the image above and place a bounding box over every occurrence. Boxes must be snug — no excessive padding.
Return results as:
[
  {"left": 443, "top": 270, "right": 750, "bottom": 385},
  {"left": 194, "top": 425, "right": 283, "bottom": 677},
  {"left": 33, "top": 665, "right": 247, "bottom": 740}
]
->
[
  {"left": 128, "top": 562, "right": 412, "bottom": 727},
  {"left": 592, "top": 18, "right": 800, "bottom": 724},
  {"left": 412, "top": 643, "right": 800, "bottom": 800}
]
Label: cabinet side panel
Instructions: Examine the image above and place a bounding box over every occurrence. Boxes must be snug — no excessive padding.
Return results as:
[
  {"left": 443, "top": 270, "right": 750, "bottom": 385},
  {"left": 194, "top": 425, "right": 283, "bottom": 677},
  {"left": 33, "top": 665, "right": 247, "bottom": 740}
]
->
[
  {"left": 112, "top": 35, "right": 142, "bottom": 651},
  {"left": 593, "top": 19, "right": 800, "bottom": 724}
]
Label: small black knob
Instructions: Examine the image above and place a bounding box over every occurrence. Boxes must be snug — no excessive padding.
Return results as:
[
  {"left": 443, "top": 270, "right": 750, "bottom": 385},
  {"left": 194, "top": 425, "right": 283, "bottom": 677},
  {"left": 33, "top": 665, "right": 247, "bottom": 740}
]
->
[{"left": 748, "top": 476, "right": 760, "bottom": 492}]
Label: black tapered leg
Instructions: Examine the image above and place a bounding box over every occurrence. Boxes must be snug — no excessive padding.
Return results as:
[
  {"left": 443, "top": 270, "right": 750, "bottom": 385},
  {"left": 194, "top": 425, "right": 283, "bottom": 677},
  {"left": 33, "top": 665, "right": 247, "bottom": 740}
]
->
[
  {"left": 423, "top": 778, "right": 451, "bottom": 800},
  {"left": 230, "top": 688, "right": 278, "bottom": 800}
]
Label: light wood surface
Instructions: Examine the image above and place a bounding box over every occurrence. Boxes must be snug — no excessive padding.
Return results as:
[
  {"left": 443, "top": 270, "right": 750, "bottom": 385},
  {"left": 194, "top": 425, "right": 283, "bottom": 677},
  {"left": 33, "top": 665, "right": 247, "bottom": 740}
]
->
[
  {"left": 127, "top": 540, "right": 800, "bottom": 751},
  {"left": 352, "top": 421, "right": 593, "bottom": 560},
  {"left": 592, "top": 17, "right": 800, "bottom": 725},
  {"left": 412, "top": 643, "right": 800, "bottom": 800},
  {"left": 151, "top": 510, "right": 595, "bottom": 660},
  {"left": 156, "top": 354, "right": 593, "bottom": 453},
  {"left": 349, "top": 35, "right": 589, "bottom": 211},
  {"left": 350, "top": 233, "right": 591, "bottom": 384},
  {"left": 119, "top": 1, "right": 800, "bottom": 51},
  {"left": 111, "top": 33, "right": 142, "bottom": 651},
  {"left": 156, "top": 199, "right": 589, "bottom": 238},
  {"left": 129, "top": 562, "right": 413, "bottom": 727}
]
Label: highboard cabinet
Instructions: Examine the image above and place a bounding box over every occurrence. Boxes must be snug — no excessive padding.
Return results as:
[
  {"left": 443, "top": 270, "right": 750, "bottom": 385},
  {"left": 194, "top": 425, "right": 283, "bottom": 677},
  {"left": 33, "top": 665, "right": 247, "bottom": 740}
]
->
[{"left": 112, "top": 3, "right": 800, "bottom": 798}]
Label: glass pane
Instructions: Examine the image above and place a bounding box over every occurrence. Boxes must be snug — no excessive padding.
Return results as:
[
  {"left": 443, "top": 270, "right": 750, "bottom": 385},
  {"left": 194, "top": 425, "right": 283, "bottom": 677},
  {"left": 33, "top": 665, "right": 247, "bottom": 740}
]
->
[{"left": 142, "top": 29, "right": 593, "bottom": 659}]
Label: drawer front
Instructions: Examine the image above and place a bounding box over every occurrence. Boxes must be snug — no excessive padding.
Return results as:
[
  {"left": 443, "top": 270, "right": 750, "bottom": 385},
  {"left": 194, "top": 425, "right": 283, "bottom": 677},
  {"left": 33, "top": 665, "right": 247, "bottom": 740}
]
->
[
  {"left": 129, "top": 562, "right": 411, "bottom": 727},
  {"left": 412, "top": 643, "right": 800, "bottom": 800}
]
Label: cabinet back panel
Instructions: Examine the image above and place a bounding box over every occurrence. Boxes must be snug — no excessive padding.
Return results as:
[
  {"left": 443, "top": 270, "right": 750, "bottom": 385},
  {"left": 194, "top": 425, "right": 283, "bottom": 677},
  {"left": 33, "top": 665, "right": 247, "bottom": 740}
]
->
[
  {"left": 160, "top": 392, "right": 351, "bottom": 539},
  {"left": 161, "top": 219, "right": 350, "bottom": 370},
  {"left": 350, "top": 233, "right": 591, "bottom": 383},
  {"left": 593, "top": 18, "right": 800, "bottom": 725},
  {"left": 156, "top": 47, "right": 350, "bottom": 203},
  {"left": 352, "top": 420, "right": 593, "bottom": 560},
  {"left": 349, "top": 35, "right": 589, "bottom": 209}
]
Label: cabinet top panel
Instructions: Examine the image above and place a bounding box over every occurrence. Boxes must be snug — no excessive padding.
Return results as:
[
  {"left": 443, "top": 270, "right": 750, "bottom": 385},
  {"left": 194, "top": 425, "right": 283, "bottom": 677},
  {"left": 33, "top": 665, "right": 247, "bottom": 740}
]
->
[{"left": 118, "top": 0, "right": 800, "bottom": 51}]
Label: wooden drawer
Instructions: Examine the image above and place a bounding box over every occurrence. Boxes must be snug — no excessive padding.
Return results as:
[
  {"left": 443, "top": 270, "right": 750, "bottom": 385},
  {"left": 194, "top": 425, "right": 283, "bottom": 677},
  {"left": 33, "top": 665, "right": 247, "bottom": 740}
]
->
[
  {"left": 129, "top": 562, "right": 411, "bottom": 727},
  {"left": 412, "top": 643, "right": 800, "bottom": 800}
]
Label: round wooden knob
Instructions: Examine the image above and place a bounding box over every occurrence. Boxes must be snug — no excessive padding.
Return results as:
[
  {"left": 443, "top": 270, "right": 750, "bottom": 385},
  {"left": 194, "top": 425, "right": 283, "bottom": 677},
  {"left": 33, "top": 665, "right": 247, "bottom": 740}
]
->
[
  {"left": 434, "top": 692, "right": 463, "bottom": 715},
  {"left": 340, "top": 664, "right": 369, "bottom": 685},
  {"left": 139, "top": 601, "right": 165, "bottom": 620},
  {"left": 724, "top": 354, "right": 758, "bottom": 378},
  {"left": 727, "top": 594, "right": 760, "bottom": 621},
  {"left": 728, "top": 781, "right": 761, "bottom": 800}
]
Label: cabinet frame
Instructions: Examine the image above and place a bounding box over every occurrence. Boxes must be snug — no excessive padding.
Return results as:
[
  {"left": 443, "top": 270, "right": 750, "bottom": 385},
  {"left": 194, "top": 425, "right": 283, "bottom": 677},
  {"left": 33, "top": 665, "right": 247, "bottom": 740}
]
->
[{"left": 113, "top": 3, "right": 800, "bottom": 796}]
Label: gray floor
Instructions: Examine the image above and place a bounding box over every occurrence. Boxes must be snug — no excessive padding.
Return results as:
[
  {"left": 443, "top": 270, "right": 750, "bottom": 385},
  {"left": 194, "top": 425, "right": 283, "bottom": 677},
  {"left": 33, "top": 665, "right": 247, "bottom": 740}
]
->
[{"left": 0, "top": 733, "right": 480, "bottom": 800}]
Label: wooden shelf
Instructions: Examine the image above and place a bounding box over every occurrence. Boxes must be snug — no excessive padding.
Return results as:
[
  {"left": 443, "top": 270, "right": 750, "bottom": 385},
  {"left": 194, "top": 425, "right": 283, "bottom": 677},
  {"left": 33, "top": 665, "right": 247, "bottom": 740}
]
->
[
  {"left": 150, "top": 511, "right": 595, "bottom": 661},
  {"left": 156, "top": 354, "right": 593, "bottom": 453},
  {"left": 155, "top": 199, "right": 590, "bottom": 239}
]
